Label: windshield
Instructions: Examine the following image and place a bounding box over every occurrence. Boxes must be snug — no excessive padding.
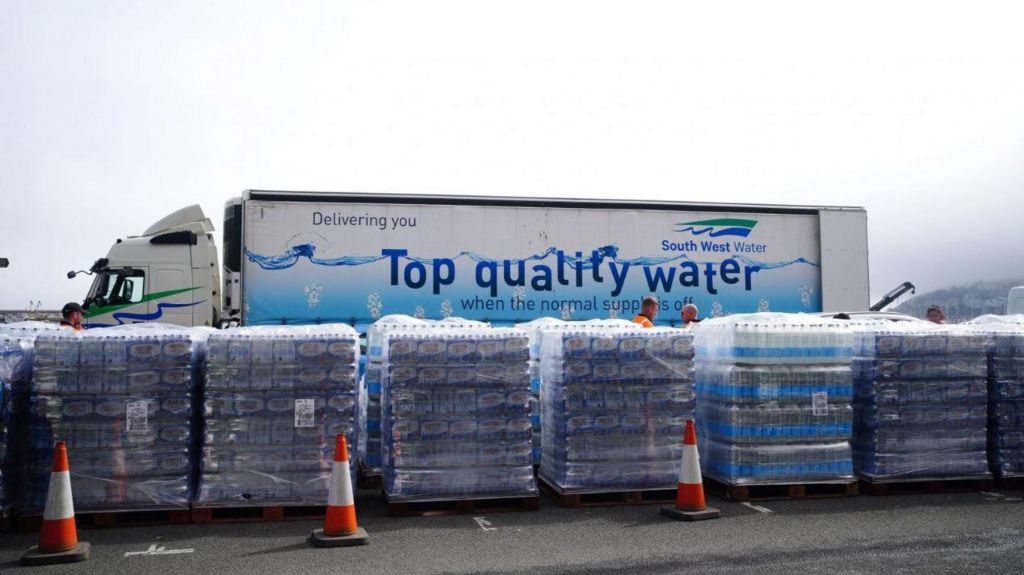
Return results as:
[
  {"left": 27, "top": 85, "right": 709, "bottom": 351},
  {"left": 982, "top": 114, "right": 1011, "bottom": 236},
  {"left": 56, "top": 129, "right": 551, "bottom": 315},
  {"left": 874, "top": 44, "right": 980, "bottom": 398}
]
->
[
  {"left": 85, "top": 270, "right": 145, "bottom": 309},
  {"left": 85, "top": 273, "right": 109, "bottom": 308}
]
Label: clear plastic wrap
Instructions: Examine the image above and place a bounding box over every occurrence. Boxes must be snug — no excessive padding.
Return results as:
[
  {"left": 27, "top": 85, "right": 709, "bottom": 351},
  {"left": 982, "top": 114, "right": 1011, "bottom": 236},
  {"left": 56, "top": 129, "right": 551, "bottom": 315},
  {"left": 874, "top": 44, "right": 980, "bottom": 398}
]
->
[
  {"left": 515, "top": 318, "right": 571, "bottom": 466},
  {"left": 538, "top": 325, "right": 695, "bottom": 491},
  {"left": 196, "top": 324, "right": 359, "bottom": 506},
  {"left": 695, "top": 313, "right": 854, "bottom": 365},
  {"left": 851, "top": 322, "right": 992, "bottom": 481},
  {"left": 382, "top": 327, "right": 537, "bottom": 501},
  {"left": 853, "top": 450, "right": 990, "bottom": 479},
  {"left": 851, "top": 357, "right": 988, "bottom": 380},
  {"left": 695, "top": 314, "right": 855, "bottom": 485},
  {"left": 965, "top": 315, "right": 1024, "bottom": 477},
  {"left": 1, "top": 338, "right": 23, "bottom": 511},
  {"left": 360, "top": 316, "right": 490, "bottom": 476},
  {"left": 24, "top": 324, "right": 205, "bottom": 513},
  {"left": 360, "top": 362, "right": 384, "bottom": 472},
  {"left": 697, "top": 364, "right": 853, "bottom": 404},
  {"left": 699, "top": 401, "right": 852, "bottom": 444},
  {"left": 698, "top": 440, "right": 853, "bottom": 484},
  {"left": 0, "top": 322, "right": 61, "bottom": 512}
]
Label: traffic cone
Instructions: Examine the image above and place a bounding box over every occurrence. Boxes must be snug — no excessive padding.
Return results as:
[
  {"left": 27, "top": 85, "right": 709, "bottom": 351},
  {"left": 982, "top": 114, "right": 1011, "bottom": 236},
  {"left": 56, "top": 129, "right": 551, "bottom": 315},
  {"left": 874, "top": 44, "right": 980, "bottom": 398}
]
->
[
  {"left": 660, "top": 419, "right": 720, "bottom": 521},
  {"left": 21, "top": 442, "right": 91, "bottom": 565},
  {"left": 309, "top": 434, "right": 369, "bottom": 547}
]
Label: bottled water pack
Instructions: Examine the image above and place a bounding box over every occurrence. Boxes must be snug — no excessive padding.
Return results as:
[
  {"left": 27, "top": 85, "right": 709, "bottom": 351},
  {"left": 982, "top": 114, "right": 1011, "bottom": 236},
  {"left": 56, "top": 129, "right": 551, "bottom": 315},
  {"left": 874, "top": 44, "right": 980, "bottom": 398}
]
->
[
  {"left": 851, "top": 321, "right": 991, "bottom": 480},
  {"left": 695, "top": 314, "right": 853, "bottom": 365},
  {"left": 24, "top": 324, "right": 204, "bottom": 512},
  {"left": 695, "top": 313, "right": 855, "bottom": 485},
  {"left": 966, "top": 315, "right": 1024, "bottom": 477},
  {"left": 197, "top": 324, "right": 359, "bottom": 506},
  {"left": 539, "top": 325, "right": 696, "bottom": 491},
  {"left": 361, "top": 316, "right": 489, "bottom": 476},
  {"left": 381, "top": 326, "right": 537, "bottom": 500},
  {"left": 0, "top": 322, "right": 61, "bottom": 511},
  {"left": 699, "top": 440, "right": 853, "bottom": 482}
]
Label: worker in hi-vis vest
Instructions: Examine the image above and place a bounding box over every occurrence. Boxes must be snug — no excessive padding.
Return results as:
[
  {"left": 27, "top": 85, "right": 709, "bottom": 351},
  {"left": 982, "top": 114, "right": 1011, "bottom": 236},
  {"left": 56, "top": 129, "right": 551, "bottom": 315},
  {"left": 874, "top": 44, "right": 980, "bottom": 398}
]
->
[{"left": 632, "top": 295, "right": 658, "bottom": 328}]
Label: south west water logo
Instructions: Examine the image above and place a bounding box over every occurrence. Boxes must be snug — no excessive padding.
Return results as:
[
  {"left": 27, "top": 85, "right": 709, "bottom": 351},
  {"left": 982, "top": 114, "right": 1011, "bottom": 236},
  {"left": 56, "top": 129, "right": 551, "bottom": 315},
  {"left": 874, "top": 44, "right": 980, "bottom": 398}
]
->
[{"left": 674, "top": 218, "right": 758, "bottom": 238}]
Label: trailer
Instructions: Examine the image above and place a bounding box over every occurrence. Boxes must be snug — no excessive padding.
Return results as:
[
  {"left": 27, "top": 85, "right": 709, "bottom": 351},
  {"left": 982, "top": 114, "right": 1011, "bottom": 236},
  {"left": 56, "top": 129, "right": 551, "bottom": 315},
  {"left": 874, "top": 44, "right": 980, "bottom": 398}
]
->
[{"left": 77, "top": 191, "right": 870, "bottom": 328}]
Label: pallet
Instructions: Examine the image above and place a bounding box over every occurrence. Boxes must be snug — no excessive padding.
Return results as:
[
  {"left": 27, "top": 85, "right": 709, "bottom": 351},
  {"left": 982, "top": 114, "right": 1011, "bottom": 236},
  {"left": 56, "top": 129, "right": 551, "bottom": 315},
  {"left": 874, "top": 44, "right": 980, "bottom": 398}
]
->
[
  {"left": 537, "top": 475, "right": 676, "bottom": 508},
  {"left": 995, "top": 476, "right": 1024, "bottom": 491},
  {"left": 859, "top": 476, "right": 994, "bottom": 496},
  {"left": 15, "top": 508, "right": 190, "bottom": 532},
  {"left": 190, "top": 504, "right": 326, "bottom": 524},
  {"left": 704, "top": 477, "right": 859, "bottom": 502},
  {"left": 385, "top": 493, "right": 540, "bottom": 517},
  {"left": 357, "top": 466, "right": 383, "bottom": 490}
]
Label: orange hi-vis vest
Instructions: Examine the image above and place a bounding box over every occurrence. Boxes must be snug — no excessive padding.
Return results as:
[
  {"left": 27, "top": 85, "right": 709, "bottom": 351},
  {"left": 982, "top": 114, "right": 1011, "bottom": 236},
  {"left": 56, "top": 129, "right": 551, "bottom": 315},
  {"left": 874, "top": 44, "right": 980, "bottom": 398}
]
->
[{"left": 632, "top": 314, "right": 654, "bottom": 328}]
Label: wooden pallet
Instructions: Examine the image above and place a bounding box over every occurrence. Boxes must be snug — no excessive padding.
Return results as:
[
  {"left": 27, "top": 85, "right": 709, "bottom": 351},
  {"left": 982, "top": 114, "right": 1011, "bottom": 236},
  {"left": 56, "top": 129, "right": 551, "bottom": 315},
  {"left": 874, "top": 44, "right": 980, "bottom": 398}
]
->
[
  {"left": 15, "top": 508, "right": 190, "bottom": 532},
  {"left": 859, "top": 476, "right": 994, "bottom": 496},
  {"left": 537, "top": 475, "right": 676, "bottom": 508},
  {"left": 704, "top": 477, "right": 859, "bottom": 502},
  {"left": 190, "top": 504, "right": 326, "bottom": 524},
  {"left": 357, "top": 466, "right": 383, "bottom": 490},
  {"left": 995, "top": 476, "right": 1024, "bottom": 491},
  {"left": 385, "top": 493, "right": 540, "bottom": 517}
]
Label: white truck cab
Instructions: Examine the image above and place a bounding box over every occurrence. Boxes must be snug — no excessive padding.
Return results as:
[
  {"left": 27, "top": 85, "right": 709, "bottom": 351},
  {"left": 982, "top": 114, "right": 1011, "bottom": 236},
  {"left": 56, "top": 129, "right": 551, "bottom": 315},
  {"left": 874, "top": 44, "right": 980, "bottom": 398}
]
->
[
  {"left": 1008, "top": 287, "right": 1024, "bottom": 315},
  {"left": 74, "top": 205, "right": 221, "bottom": 328}
]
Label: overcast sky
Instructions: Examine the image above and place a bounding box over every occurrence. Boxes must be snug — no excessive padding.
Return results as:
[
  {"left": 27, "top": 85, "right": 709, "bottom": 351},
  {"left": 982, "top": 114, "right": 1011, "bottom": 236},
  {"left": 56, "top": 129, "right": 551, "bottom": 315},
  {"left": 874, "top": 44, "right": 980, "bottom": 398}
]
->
[{"left": 2, "top": 1, "right": 1022, "bottom": 311}]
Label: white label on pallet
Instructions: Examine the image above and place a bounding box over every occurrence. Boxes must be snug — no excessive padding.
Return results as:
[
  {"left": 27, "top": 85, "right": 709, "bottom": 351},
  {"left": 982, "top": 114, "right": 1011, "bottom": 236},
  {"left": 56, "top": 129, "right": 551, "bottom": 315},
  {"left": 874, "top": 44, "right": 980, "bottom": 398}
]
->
[
  {"left": 295, "top": 398, "right": 315, "bottom": 428},
  {"left": 811, "top": 392, "right": 828, "bottom": 416},
  {"left": 126, "top": 400, "right": 149, "bottom": 433}
]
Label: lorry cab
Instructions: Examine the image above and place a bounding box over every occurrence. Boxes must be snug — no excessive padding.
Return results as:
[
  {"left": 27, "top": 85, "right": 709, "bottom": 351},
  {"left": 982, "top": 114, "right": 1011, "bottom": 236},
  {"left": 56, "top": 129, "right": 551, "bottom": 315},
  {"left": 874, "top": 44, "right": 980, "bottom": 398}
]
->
[
  {"left": 77, "top": 205, "right": 221, "bottom": 328},
  {"left": 1009, "top": 287, "right": 1024, "bottom": 315}
]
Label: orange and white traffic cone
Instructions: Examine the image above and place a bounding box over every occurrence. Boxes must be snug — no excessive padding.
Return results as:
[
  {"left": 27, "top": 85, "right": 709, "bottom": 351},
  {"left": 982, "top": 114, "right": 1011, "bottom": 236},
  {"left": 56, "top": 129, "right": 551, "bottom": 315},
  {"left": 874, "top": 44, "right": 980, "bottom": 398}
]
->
[
  {"left": 660, "top": 419, "right": 720, "bottom": 521},
  {"left": 21, "top": 441, "right": 91, "bottom": 565},
  {"left": 309, "top": 434, "right": 369, "bottom": 547}
]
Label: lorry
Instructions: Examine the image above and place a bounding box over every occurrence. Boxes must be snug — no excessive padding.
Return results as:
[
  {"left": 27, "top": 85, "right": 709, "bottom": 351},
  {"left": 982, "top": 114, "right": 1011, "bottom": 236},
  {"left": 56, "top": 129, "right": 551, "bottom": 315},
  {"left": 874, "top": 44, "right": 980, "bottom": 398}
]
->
[{"left": 72, "top": 190, "right": 871, "bottom": 329}]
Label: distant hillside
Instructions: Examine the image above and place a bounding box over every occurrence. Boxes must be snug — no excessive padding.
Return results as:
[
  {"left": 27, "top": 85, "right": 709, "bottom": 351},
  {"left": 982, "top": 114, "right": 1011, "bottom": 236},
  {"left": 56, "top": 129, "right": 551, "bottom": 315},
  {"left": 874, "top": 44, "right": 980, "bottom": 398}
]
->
[{"left": 891, "top": 278, "right": 1024, "bottom": 322}]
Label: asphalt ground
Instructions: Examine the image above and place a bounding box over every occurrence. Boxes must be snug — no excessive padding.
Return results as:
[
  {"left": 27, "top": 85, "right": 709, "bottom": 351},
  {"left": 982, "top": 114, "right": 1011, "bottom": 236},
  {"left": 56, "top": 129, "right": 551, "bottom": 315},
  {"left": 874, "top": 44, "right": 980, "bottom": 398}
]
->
[{"left": 2, "top": 487, "right": 1023, "bottom": 575}]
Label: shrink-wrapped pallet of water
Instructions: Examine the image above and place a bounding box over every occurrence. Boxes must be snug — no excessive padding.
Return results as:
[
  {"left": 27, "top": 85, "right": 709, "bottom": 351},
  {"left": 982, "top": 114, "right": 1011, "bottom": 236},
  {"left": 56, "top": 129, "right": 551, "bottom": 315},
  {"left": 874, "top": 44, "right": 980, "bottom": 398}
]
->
[
  {"left": 0, "top": 322, "right": 62, "bottom": 513},
  {"left": 851, "top": 321, "right": 990, "bottom": 480},
  {"left": 381, "top": 327, "right": 536, "bottom": 500},
  {"left": 538, "top": 325, "right": 696, "bottom": 491},
  {"left": 361, "top": 316, "right": 488, "bottom": 478},
  {"left": 966, "top": 315, "right": 1024, "bottom": 478},
  {"left": 695, "top": 313, "right": 855, "bottom": 485},
  {"left": 195, "top": 324, "right": 358, "bottom": 507},
  {"left": 24, "top": 324, "right": 204, "bottom": 512}
]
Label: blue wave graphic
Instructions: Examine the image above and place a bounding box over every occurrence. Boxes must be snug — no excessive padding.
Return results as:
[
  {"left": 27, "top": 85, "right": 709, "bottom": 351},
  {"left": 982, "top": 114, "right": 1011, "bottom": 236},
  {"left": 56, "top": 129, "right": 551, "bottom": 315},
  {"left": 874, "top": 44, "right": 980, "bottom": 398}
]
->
[
  {"left": 246, "top": 245, "right": 390, "bottom": 270},
  {"left": 245, "top": 243, "right": 818, "bottom": 273},
  {"left": 674, "top": 226, "right": 752, "bottom": 238},
  {"left": 85, "top": 300, "right": 204, "bottom": 328}
]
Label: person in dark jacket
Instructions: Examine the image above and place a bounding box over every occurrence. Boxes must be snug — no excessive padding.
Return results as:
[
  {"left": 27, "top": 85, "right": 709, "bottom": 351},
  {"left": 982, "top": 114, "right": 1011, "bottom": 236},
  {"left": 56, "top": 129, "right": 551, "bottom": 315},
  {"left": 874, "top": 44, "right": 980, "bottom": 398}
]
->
[{"left": 59, "top": 302, "right": 86, "bottom": 331}]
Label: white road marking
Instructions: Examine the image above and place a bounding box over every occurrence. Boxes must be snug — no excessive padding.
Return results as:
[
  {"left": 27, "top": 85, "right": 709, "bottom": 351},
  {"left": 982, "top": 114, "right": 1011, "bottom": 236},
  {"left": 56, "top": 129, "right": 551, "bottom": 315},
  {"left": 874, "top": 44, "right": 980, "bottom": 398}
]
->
[
  {"left": 740, "top": 501, "right": 773, "bottom": 513},
  {"left": 980, "top": 491, "right": 1022, "bottom": 502},
  {"left": 125, "top": 544, "right": 195, "bottom": 557},
  {"left": 473, "top": 516, "right": 497, "bottom": 531}
]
